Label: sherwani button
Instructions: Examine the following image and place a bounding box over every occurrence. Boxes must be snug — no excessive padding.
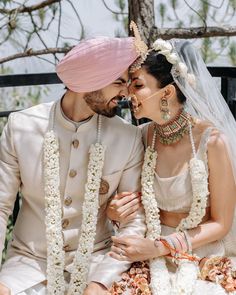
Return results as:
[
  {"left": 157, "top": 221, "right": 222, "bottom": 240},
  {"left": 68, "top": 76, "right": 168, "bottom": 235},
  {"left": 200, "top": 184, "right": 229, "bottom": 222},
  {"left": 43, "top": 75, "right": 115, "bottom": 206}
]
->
[
  {"left": 69, "top": 169, "right": 77, "bottom": 178},
  {"left": 62, "top": 219, "right": 69, "bottom": 229},
  {"left": 63, "top": 244, "right": 70, "bottom": 251},
  {"left": 64, "top": 196, "right": 72, "bottom": 206},
  {"left": 72, "top": 139, "right": 79, "bottom": 148}
]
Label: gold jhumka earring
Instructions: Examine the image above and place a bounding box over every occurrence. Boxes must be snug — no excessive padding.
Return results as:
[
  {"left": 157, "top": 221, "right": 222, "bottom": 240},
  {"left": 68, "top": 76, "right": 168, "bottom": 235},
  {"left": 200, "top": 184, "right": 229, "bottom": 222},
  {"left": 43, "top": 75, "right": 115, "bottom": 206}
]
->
[{"left": 160, "top": 96, "right": 171, "bottom": 121}]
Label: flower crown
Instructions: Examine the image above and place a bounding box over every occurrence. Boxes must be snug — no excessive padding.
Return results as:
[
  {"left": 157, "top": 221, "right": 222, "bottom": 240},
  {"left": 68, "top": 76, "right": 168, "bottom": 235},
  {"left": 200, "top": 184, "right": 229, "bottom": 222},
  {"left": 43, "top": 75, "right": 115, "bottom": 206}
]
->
[{"left": 152, "top": 39, "right": 196, "bottom": 87}]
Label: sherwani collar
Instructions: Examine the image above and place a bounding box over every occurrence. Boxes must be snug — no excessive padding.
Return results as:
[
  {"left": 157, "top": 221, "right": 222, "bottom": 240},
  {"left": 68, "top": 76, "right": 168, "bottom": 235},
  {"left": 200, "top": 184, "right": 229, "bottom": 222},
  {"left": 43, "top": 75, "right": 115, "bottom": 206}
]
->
[{"left": 55, "top": 99, "right": 98, "bottom": 132}]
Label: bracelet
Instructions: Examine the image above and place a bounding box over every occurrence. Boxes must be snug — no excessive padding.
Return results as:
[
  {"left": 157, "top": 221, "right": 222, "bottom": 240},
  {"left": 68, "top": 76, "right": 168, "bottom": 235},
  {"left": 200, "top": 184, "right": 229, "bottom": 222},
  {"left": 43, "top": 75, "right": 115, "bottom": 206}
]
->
[{"left": 160, "top": 239, "right": 199, "bottom": 263}]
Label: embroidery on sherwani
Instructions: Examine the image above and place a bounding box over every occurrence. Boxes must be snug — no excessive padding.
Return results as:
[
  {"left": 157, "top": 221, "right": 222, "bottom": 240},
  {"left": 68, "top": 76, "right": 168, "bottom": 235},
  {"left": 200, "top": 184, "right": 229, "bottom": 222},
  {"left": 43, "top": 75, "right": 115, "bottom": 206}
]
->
[
  {"left": 99, "top": 178, "right": 110, "bottom": 194},
  {"left": 44, "top": 104, "right": 106, "bottom": 294}
]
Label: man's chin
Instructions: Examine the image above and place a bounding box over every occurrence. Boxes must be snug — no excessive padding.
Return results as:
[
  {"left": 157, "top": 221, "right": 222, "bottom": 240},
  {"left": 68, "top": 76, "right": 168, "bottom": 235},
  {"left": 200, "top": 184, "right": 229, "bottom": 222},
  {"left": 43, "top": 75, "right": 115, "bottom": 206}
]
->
[{"left": 96, "top": 107, "right": 118, "bottom": 118}]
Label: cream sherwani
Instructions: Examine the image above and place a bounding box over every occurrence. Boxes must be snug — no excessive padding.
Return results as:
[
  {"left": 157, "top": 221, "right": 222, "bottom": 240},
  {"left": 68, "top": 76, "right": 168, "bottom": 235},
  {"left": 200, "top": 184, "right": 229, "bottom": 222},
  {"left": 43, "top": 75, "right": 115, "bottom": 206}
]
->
[{"left": 0, "top": 100, "right": 146, "bottom": 294}]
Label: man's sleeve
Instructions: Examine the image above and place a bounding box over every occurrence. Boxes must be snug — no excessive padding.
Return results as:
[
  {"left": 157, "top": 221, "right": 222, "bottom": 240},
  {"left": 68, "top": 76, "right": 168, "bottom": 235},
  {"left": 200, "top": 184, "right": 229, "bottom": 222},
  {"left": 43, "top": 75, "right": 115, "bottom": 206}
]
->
[
  {"left": 88, "top": 127, "right": 146, "bottom": 289},
  {"left": 0, "top": 115, "right": 21, "bottom": 263}
]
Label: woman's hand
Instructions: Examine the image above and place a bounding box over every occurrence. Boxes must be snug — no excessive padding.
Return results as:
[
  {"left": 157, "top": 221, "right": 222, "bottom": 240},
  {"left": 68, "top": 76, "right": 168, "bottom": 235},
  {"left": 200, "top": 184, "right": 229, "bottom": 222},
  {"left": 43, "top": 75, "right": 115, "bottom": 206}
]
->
[
  {"left": 106, "top": 192, "right": 142, "bottom": 224},
  {"left": 108, "top": 235, "right": 166, "bottom": 262}
]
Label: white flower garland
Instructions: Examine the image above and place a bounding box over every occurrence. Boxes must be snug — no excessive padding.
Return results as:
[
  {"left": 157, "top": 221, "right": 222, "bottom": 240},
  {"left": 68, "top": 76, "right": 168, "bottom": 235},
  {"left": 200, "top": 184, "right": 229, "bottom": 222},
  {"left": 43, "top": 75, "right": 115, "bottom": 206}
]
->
[
  {"left": 44, "top": 130, "right": 66, "bottom": 294},
  {"left": 141, "top": 147, "right": 172, "bottom": 295},
  {"left": 141, "top": 125, "right": 209, "bottom": 295},
  {"left": 68, "top": 143, "right": 105, "bottom": 294},
  {"left": 44, "top": 115, "right": 105, "bottom": 295},
  {"left": 152, "top": 39, "right": 196, "bottom": 88}
]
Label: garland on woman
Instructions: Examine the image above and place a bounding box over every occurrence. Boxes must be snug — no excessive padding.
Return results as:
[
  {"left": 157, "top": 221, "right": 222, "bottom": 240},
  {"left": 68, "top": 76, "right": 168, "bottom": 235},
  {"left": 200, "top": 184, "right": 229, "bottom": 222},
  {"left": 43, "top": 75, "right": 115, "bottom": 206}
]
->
[
  {"left": 141, "top": 123, "right": 208, "bottom": 295},
  {"left": 44, "top": 113, "right": 105, "bottom": 294}
]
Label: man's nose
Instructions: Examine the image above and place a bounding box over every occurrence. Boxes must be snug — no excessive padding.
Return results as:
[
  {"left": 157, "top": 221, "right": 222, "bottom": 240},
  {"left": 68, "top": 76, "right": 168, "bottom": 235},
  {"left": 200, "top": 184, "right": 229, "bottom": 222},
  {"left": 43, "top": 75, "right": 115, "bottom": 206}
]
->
[{"left": 120, "top": 86, "right": 129, "bottom": 97}]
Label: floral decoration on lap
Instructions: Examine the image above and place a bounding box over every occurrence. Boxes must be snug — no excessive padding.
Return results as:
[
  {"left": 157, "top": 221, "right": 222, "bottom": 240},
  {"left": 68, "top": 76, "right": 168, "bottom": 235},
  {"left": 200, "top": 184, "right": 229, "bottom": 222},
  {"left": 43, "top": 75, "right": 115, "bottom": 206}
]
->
[
  {"left": 110, "top": 261, "right": 151, "bottom": 295},
  {"left": 200, "top": 256, "right": 236, "bottom": 293}
]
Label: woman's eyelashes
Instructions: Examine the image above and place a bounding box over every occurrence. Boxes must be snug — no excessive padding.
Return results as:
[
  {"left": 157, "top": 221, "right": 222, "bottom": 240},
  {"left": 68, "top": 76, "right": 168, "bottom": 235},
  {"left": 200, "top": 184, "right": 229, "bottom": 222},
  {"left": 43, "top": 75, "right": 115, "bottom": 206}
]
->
[{"left": 134, "top": 84, "right": 143, "bottom": 89}]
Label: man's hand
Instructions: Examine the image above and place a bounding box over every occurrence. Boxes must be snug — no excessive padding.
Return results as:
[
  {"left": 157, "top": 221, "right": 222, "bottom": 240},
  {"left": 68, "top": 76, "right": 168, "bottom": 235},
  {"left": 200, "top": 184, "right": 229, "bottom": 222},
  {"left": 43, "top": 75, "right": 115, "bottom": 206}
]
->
[
  {"left": 0, "top": 283, "right": 11, "bottom": 295},
  {"left": 109, "top": 235, "right": 162, "bottom": 262},
  {"left": 106, "top": 192, "right": 142, "bottom": 224},
  {"left": 83, "top": 282, "right": 110, "bottom": 295}
]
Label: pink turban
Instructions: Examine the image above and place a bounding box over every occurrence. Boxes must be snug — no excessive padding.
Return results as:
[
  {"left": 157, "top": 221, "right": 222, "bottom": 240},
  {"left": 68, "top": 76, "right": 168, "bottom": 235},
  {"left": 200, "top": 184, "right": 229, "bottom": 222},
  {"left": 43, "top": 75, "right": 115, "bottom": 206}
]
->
[{"left": 56, "top": 36, "right": 139, "bottom": 93}]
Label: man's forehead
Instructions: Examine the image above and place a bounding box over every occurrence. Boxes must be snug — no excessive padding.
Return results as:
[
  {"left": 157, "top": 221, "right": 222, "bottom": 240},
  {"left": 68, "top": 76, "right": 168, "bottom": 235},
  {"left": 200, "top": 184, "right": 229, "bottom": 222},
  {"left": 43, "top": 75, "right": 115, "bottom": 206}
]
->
[{"left": 118, "top": 70, "right": 129, "bottom": 81}]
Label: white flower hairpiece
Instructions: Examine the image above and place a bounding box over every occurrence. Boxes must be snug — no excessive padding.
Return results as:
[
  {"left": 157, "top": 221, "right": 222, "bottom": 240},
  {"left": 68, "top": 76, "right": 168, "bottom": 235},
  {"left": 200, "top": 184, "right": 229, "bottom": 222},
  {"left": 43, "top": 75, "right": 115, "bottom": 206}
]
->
[{"left": 152, "top": 39, "right": 196, "bottom": 88}]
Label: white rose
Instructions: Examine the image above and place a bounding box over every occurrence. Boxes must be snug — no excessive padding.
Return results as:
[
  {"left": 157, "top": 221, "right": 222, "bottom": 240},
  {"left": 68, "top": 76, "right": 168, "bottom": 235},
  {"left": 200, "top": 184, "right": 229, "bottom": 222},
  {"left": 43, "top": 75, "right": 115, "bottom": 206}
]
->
[
  {"left": 153, "top": 39, "right": 172, "bottom": 51},
  {"left": 178, "top": 62, "right": 188, "bottom": 76},
  {"left": 166, "top": 52, "right": 179, "bottom": 64},
  {"left": 187, "top": 73, "right": 196, "bottom": 88},
  {"left": 159, "top": 49, "right": 171, "bottom": 56}
]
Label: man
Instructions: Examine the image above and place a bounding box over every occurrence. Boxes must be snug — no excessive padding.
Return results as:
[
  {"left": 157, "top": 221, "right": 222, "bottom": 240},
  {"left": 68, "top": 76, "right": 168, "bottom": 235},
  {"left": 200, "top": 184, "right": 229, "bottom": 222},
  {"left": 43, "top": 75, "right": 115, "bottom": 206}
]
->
[{"left": 0, "top": 36, "right": 147, "bottom": 294}]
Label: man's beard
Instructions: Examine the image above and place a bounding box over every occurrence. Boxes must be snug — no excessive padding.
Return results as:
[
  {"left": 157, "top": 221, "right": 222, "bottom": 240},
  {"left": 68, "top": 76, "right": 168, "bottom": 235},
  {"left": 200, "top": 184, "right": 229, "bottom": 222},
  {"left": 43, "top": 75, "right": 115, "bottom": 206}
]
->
[{"left": 84, "top": 90, "right": 120, "bottom": 118}]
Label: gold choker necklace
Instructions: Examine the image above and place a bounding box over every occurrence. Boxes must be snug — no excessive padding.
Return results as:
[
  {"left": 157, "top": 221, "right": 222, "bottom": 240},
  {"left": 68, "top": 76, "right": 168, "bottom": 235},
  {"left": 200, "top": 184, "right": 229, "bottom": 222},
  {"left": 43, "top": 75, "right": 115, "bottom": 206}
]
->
[{"left": 154, "top": 109, "right": 194, "bottom": 145}]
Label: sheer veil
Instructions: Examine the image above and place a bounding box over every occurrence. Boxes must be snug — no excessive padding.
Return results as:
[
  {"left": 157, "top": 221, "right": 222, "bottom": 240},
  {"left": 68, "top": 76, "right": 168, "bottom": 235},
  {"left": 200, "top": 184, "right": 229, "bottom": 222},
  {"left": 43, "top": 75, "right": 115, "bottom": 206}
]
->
[
  {"left": 170, "top": 41, "right": 236, "bottom": 255},
  {"left": 172, "top": 40, "right": 236, "bottom": 185}
]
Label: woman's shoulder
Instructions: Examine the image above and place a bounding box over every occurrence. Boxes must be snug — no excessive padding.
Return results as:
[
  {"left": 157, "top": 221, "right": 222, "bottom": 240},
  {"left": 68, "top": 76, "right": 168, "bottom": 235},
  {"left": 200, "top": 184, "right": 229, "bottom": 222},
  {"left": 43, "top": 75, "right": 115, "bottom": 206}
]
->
[{"left": 195, "top": 119, "right": 228, "bottom": 154}]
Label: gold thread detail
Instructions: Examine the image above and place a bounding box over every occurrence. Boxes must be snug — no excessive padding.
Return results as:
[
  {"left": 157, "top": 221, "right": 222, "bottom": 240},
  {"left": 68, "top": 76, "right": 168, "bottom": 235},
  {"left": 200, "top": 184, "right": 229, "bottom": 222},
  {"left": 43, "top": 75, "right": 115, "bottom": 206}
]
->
[{"left": 129, "top": 21, "right": 149, "bottom": 73}]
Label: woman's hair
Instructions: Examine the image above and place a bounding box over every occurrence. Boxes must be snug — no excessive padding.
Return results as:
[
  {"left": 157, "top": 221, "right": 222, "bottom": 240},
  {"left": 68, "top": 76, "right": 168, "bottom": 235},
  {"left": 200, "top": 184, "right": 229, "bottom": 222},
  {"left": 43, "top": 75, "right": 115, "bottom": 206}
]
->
[{"left": 143, "top": 50, "right": 186, "bottom": 104}]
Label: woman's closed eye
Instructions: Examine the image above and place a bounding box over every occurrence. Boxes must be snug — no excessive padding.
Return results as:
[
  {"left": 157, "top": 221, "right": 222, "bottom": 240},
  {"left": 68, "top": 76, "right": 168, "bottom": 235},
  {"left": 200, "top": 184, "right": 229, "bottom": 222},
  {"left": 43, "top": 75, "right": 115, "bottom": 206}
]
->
[{"left": 134, "top": 84, "right": 143, "bottom": 89}]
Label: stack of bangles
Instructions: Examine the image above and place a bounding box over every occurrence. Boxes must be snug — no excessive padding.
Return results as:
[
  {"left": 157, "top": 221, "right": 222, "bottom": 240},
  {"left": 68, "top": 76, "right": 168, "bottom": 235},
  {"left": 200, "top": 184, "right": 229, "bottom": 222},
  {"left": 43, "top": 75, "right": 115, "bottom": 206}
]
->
[{"left": 154, "top": 231, "right": 200, "bottom": 263}]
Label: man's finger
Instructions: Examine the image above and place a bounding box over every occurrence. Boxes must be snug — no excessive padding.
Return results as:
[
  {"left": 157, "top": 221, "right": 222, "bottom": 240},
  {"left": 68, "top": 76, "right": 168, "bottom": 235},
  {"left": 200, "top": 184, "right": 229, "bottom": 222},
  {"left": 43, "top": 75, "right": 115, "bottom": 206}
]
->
[{"left": 108, "top": 251, "right": 129, "bottom": 261}]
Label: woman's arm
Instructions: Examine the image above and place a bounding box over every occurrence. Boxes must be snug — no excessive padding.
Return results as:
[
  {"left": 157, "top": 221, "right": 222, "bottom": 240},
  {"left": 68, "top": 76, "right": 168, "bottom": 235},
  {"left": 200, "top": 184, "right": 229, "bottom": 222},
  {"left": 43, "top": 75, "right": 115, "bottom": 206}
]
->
[
  {"left": 109, "top": 131, "right": 236, "bottom": 262},
  {"left": 186, "top": 131, "right": 236, "bottom": 249}
]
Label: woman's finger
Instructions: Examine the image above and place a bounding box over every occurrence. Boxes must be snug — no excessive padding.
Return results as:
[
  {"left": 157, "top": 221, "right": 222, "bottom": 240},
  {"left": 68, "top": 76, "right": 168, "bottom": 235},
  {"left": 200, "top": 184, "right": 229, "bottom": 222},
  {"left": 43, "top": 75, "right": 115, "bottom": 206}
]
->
[
  {"left": 118, "top": 197, "right": 141, "bottom": 215},
  {"left": 120, "top": 203, "right": 141, "bottom": 219},
  {"left": 122, "top": 210, "right": 140, "bottom": 223},
  {"left": 117, "top": 192, "right": 140, "bottom": 207}
]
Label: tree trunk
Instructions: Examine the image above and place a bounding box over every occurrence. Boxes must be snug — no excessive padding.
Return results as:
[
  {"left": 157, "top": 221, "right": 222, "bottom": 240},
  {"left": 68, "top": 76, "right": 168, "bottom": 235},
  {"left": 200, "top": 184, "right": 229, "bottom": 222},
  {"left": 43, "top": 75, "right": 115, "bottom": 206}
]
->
[{"left": 128, "top": 0, "right": 155, "bottom": 46}]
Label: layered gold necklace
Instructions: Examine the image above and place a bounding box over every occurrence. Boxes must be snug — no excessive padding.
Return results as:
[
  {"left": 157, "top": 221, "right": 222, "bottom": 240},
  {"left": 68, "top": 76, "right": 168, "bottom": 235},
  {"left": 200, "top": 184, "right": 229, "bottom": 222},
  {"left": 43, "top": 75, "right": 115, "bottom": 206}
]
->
[{"left": 154, "top": 108, "right": 195, "bottom": 145}]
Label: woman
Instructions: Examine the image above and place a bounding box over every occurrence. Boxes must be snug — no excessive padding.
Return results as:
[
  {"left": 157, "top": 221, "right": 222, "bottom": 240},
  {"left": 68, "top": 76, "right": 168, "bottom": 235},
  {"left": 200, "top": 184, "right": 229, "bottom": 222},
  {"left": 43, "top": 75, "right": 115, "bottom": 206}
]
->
[{"left": 108, "top": 39, "right": 236, "bottom": 294}]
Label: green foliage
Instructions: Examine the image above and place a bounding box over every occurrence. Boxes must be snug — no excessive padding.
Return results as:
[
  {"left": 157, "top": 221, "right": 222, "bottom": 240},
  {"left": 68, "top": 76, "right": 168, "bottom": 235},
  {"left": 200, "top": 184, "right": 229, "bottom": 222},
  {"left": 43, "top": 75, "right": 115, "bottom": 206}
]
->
[
  {"left": 2, "top": 217, "right": 14, "bottom": 264},
  {"left": 159, "top": 3, "right": 166, "bottom": 27},
  {"left": 38, "top": 8, "right": 46, "bottom": 27},
  {"left": 113, "top": 0, "right": 128, "bottom": 36},
  {"left": 151, "top": 0, "right": 236, "bottom": 64},
  {"left": 229, "top": 0, "right": 236, "bottom": 9},
  {"left": 201, "top": 38, "right": 218, "bottom": 62},
  {"left": 229, "top": 42, "right": 236, "bottom": 65},
  {"left": 200, "top": 0, "right": 210, "bottom": 20},
  {"left": 116, "top": 0, "right": 126, "bottom": 11},
  {"left": 170, "top": 0, "right": 178, "bottom": 10}
]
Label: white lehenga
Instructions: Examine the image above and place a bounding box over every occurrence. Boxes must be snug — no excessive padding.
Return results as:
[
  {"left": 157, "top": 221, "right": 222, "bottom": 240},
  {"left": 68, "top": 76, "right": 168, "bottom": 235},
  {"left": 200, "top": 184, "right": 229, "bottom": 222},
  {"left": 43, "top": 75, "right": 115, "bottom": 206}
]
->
[{"left": 141, "top": 123, "right": 236, "bottom": 295}]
